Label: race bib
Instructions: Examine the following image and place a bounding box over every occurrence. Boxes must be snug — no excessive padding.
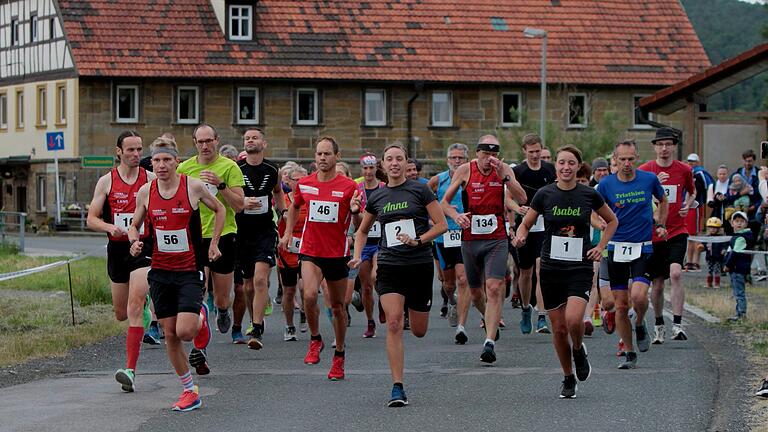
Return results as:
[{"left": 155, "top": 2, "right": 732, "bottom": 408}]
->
[
  {"left": 530, "top": 215, "right": 545, "bottom": 233},
  {"left": 385, "top": 219, "right": 416, "bottom": 247},
  {"left": 550, "top": 236, "right": 582, "bottom": 262},
  {"left": 443, "top": 229, "right": 462, "bottom": 248},
  {"left": 368, "top": 221, "right": 382, "bottom": 238},
  {"left": 156, "top": 228, "right": 189, "bottom": 253},
  {"left": 612, "top": 241, "right": 642, "bottom": 263},
  {"left": 506, "top": 221, "right": 511, "bottom": 236},
  {"left": 204, "top": 183, "right": 219, "bottom": 196},
  {"left": 471, "top": 214, "right": 497, "bottom": 235},
  {"left": 288, "top": 236, "right": 301, "bottom": 253},
  {"left": 663, "top": 185, "right": 678, "bottom": 204},
  {"left": 114, "top": 212, "right": 144, "bottom": 235},
  {"left": 244, "top": 196, "right": 269, "bottom": 215},
  {"left": 308, "top": 200, "right": 339, "bottom": 223}
]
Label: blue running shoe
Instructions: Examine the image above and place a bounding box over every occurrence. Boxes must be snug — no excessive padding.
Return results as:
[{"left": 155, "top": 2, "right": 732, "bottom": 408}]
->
[
  {"left": 388, "top": 385, "right": 408, "bottom": 407},
  {"left": 232, "top": 329, "right": 247, "bottom": 344},
  {"left": 536, "top": 315, "right": 551, "bottom": 334},
  {"left": 520, "top": 306, "right": 533, "bottom": 334},
  {"left": 143, "top": 325, "right": 161, "bottom": 345}
]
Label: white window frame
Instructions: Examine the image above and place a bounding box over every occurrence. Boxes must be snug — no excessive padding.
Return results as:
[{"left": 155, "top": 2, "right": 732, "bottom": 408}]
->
[
  {"left": 567, "top": 93, "right": 588, "bottom": 128},
  {"left": 176, "top": 86, "right": 200, "bottom": 124},
  {"left": 295, "top": 88, "right": 319, "bottom": 126},
  {"left": 431, "top": 90, "right": 453, "bottom": 127},
  {"left": 36, "top": 175, "right": 46, "bottom": 212},
  {"left": 500, "top": 91, "right": 522, "bottom": 127},
  {"left": 16, "top": 90, "right": 24, "bottom": 129},
  {"left": 236, "top": 87, "right": 259, "bottom": 125},
  {"left": 36, "top": 85, "right": 47, "bottom": 127},
  {"left": 0, "top": 93, "right": 7, "bottom": 129},
  {"left": 31, "top": 14, "right": 38, "bottom": 42},
  {"left": 364, "top": 89, "right": 387, "bottom": 126},
  {"left": 632, "top": 94, "right": 654, "bottom": 129},
  {"left": 56, "top": 83, "right": 67, "bottom": 125},
  {"left": 115, "top": 85, "right": 139, "bottom": 123},
  {"left": 229, "top": 5, "right": 253, "bottom": 41},
  {"left": 11, "top": 18, "right": 19, "bottom": 46}
]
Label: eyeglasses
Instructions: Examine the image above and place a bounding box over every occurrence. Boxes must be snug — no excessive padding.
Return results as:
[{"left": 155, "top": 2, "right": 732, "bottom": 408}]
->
[
  {"left": 448, "top": 156, "right": 466, "bottom": 160},
  {"left": 196, "top": 138, "right": 216, "bottom": 145},
  {"left": 653, "top": 142, "right": 676, "bottom": 148}
]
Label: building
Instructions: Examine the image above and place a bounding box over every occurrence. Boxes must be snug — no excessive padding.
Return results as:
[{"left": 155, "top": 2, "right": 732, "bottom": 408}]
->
[{"left": 0, "top": 0, "right": 710, "bottom": 226}]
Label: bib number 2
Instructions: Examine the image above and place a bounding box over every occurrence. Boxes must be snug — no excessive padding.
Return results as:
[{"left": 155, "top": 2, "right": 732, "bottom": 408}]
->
[{"left": 385, "top": 219, "right": 416, "bottom": 247}]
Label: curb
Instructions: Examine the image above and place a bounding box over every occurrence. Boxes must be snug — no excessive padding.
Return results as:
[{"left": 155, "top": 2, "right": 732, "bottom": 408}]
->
[{"left": 663, "top": 293, "right": 721, "bottom": 324}]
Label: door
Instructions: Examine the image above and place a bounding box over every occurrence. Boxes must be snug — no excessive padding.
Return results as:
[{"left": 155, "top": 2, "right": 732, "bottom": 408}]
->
[{"left": 16, "top": 186, "right": 26, "bottom": 213}]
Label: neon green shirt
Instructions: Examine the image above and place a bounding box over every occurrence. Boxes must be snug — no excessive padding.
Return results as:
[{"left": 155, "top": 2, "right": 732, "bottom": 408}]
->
[{"left": 177, "top": 155, "right": 245, "bottom": 238}]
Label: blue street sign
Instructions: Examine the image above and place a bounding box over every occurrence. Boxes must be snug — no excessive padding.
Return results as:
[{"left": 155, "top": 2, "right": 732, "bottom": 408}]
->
[{"left": 46, "top": 132, "right": 64, "bottom": 151}]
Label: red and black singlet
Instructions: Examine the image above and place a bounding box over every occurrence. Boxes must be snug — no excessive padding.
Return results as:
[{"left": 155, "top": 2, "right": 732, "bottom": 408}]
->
[
  {"left": 147, "top": 175, "right": 203, "bottom": 272},
  {"left": 461, "top": 161, "right": 506, "bottom": 241},
  {"left": 104, "top": 167, "right": 150, "bottom": 242}
]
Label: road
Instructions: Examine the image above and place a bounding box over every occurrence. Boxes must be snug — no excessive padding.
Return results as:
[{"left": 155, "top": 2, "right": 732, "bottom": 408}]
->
[{"left": 7, "top": 234, "right": 107, "bottom": 257}]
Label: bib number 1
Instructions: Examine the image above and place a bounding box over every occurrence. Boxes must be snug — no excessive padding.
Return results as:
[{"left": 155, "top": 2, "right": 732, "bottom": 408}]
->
[{"left": 550, "top": 236, "right": 582, "bottom": 262}]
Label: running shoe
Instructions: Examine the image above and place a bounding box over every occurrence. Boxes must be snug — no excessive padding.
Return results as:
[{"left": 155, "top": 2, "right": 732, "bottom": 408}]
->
[
  {"left": 275, "top": 285, "right": 283, "bottom": 305},
  {"left": 498, "top": 318, "right": 506, "bottom": 329},
  {"left": 602, "top": 311, "right": 616, "bottom": 334},
  {"left": 756, "top": 379, "right": 768, "bottom": 397},
  {"left": 193, "top": 304, "right": 211, "bottom": 350},
  {"left": 299, "top": 312, "right": 308, "bottom": 333},
  {"left": 455, "top": 326, "right": 468, "bottom": 345},
  {"left": 216, "top": 308, "right": 231, "bottom": 334},
  {"left": 536, "top": 315, "right": 551, "bottom": 334},
  {"left": 616, "top": 339, "right": 626, "bottom": 357},
  {"left": 583, "top": 319, "right": 593, "bottom": 337},
  {"left": 332, "top": 338, "right": 337, "bottom": 348},
  {"left": 480, "top": 318, "right": 486, "bottom": 329},
  {"left": 520, "top": 306, "right": 533, "bottom": 334},
  {"left": 671, "top": 324, "right": 688, "bottom": 341},
  {"left": 351, "top": 291, "right": 364, "bottom": 312},
  {"left": 378, "top": 302, "right": 386, "bottom": 324},
  {"left": 440, "top": 303, "right": 448, "bottom": 318},
  {"left": 363, "top": 321, "right": 376, "bottom": 338},
  {"left": 264, "top": 299, "right": 273, "bottom": 317},
  {"left": 248, "top": 334, "right": 263, "bottom": 350},
  {"left": 447, "top": 304, "right": 458, "bottom": 327},
  {"left": 304, "top": 339, "right": 324, "bottom": 364},
  {"left": 232, "top": 329, "right": 247, "bottom": 344},
  {"left": 206, "top": 294, "right": 215, "bottom": 318},
  {"left": 480, "top": 342, "right": 496, "bottom": 364},
  {"left": 572, "top": 344, "right": 591, "bottom": 382},
  {"left": 635, "top": 323, "right": 650, "bottom": 353},
  {"left": 142, "top": 295, "right": 152, "bottom": 330},
  {"left": 727, "top": 315, "right": 746, "bottom": 322},
  {"left": 172, "top": 386, "right": 201, "bottom": 412},
  {"left": 652, "top": 324, "right": 665, "bottom": 344},
  {"left": 143, "top": 325, "right": 161, "bottom": 345},
  {"left": 618, "top": 351, "right": 637, "bottom": 369},
  {"left": 328, "top": 355, "right": 345, "bottom": 380},
  {"left": 188, "top": 348, "right": 210, "bottom": 375},
  {"left": 284, "top": 326, "right": 298, "bottom": 342},
  {"left": 388, "top": 385, "right": 409, "bottom": 407},
  {"left": 511, "top": 293, "right": 521, "bottom": 309},
  {"left": 245, "top": 323, "right": 255, "bottom": 337},
  {"left": 559, "top": 375, "right": 577, "bottom": 399},
  {"left": 115, "top": 368, "right": 135, "bottom": 393}
]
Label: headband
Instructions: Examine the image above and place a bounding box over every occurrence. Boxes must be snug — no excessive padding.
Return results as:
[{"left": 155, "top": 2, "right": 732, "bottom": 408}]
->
[
  {"left": 476, "top": 142, "right": 500, "bottom": 153},
  {"left": 360, "top": 154, "right": 377, "bottom": 167},
  {"left": 151, "top": 147, "right": 179, "bottom": 157}
]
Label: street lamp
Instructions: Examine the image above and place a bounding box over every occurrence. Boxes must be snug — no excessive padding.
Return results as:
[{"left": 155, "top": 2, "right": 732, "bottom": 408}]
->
[{"left": 523, "top": 27, "right": 547, "bottom": 147}]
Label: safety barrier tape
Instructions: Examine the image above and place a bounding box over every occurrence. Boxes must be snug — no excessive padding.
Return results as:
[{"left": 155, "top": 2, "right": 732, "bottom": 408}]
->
[{"left": 0, "top": 245, "right": 106, "bottom": 283}]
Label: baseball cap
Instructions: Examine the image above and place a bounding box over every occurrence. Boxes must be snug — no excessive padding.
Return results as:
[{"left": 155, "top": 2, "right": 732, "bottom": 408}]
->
[
  {"left": 731, "top": 211, "right": 748, "bottom": 222},
  {"left": 686, "top": 153, "right": 700, "bottom": 162}
]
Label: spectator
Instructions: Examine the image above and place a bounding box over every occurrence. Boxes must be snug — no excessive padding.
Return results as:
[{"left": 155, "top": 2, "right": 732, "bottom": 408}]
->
[
  {"left": 684, "top": 153, "right": 712, "bottom": 271},
  {"left": 731, "top": 149, "right": 761, "bottom": 236},
  {"left": 219, "top": 144, "right": 239, "bottom": 161},
  {"left": 723, "top": 211, "right": 754, "bottom": 322},
  {"left": 589, "top": 158, "right": 610, "bottom": 186},
  {"left": 707, "top": 164, "right": 730, "bottom": 226}
]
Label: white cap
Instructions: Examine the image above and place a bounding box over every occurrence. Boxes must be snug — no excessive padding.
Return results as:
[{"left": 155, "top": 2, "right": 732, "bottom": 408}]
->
[
  {"left": 686, "top": 153, "right": 700, "bottom": 162},
  {"left": 731, "top": 211, "right": 748, "bottom": 222}
]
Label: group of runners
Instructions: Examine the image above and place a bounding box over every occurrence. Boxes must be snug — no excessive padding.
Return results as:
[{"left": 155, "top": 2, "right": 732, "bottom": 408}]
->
[{"left": 88, "top": 123, "right": 703, "bottom": 410}]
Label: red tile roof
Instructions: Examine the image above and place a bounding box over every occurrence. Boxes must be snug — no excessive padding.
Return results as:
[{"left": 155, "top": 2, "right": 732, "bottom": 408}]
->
[{"left": 59, "top": 0, "right": 710, "bottom": 86}]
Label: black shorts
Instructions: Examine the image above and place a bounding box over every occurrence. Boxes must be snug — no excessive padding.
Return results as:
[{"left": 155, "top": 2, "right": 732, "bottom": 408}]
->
[
  {"left": 148, "top": 268, "right": 205, "bottom": 319},
  {"left": 300, "top": 255, "right": 350, "bottom": 282},
  {"left": 233, "top": 266, "right": 244, "bottom": 285},
  {"left": 648, "top": 234, "right": 688, "bottom": 280},
  {"left": 279, "top": 264, "right": 301, "bottom": 287},
  {"left": 538, "top": 264, "right": 592, "bottom": 311},
  {"left": 377, "top": 262, "right": 434, "bottom": 312},
  {"left": 607, "top": 250, "right": 652, "bottom": 290},
  {"left": 203, "top": 233, "right": 236, "bottom": 274},
  {"left": 435, "top": 242, "right": 463, "bottom": 271},
  {"left": 515, "top": 232, "right": 545, "bottom": 270},
  {"left": 107, "top": 240, "right": 152, "bottom": 284},
  {"left": 237, "top": 230, "right": 278, "bottom": 278}
]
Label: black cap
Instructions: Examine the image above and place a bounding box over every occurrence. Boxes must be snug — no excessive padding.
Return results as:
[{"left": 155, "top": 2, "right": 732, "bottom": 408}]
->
[{"left": 651, "top": 127, "right": 679, "bottom": 144}]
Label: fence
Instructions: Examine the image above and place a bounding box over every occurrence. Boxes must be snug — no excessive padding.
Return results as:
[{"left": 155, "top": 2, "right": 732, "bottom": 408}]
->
[{"left": 0, "top": 211, "right": 27, "bottom": 252}]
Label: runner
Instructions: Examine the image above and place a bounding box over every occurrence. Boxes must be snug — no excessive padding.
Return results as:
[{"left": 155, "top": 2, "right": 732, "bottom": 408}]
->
[
  {"left": 357, "top": 153, "right": 386, "bottom": 338},
  {"left": 512, "top": 133, "right": 557, "bottom": 334},
  {"left": 637, "top": 127, "right": 695, "bottom": 343},
  {"left": 177, "top": 124, "right": 245, "bottom": 335},
  {"left": 428, "top": 143, "right": 483, "bottom": 344},
  {"left": 441, "top": 134, "right": 526, "bottom": 363},
  {"left": 86, "top": 130, "right": 156, "bottom": 392},
  {"left": 235, "top": 128, "right": 284, "bottom": 350},
  {"left": 279, "top": 136, "right": 362, "bottom": 380},
  {"left": 127, "top": 139, "right": 224, "bottom": 411},
  {"left": 513, "top": 145, "right": 617, "bottom": 398},
  {"left": 349, "top": 143, "right": 448, "bottom": 406},
  {"left": 597, "top": 139, "right": 668, "bottom": 368}
]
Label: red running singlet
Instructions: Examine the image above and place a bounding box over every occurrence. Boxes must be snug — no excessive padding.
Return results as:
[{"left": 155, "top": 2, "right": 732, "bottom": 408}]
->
[
  {"left": 462, "top": 161, "right": 506, "bottom": 241},
  {"left": 147, "top": 175, "right": 203, "bottom": 272},
  {"left": 104, "top": 168, "right": 150, "bottom": 242}
]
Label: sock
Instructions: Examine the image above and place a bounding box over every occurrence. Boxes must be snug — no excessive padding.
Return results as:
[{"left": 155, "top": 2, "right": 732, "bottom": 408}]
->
[
  {"left": 673, "top": 315, "right": 682, "bottom": 325},
  {"left": 368, "top": 320, "right": 375, "bottom": 325},
  {"left": 457, "top": 324, "right": 465, "bottom": 332},
  {"left": 448, "top": 295, "right": 457, "bottom": 306},
  {"left": 334, "top": 350, "right": 345, "bottom": 357},
  {"left": 254, "top": 323, "right": 264, "bottom": 336},
  {"left": 150, "top": 320, "right": 158, "bottom": 329},
  {"left": 125, "top": 326, "right": 143, "bottom": 370},
  {"left": 635, "top": 325, "right": 646, "bottom": 339},
  {"left": 393, "top": 382, "right": 404, "bottom": 389},
  {"left": 714, "top": 276, "right": 721, "bottom": 286},
  {"left": 179, "top": 371, "right": 195, "bottom": 392},
  {"left": 232, "top": 325, "right": 242, "bottom": 334},
  {"left": 538, "top": 313, "right": 546, "bottom": 319},
  {"left": 311, "top": 334, "right": 322, "bottom": 342},
  {"left": 522, "top": 305, "right": 531, "bottom": 311},
  {"left": 218, "top": 307, "right": 228, "bottom": 315},
  {"left": 655, "top": 316, "right": 665, "bottom": 326},
  {"left": 484, "top": 338, "right": 495, "bottom": 346},
  {"left": 564, "top": 374, "right": 576, "bottom": 383}
]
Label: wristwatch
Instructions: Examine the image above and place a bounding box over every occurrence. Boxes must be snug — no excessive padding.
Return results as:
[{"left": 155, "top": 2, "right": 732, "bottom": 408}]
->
[
  {"left": 414, "top": 237, "right": 422, "bottom": 246},
  {"left": 655, "top": 223, "right": 666, "bottom": 229},
  {"left": 503, "top": 175, "right": 511, "bottom": 183},
  {"left": 216, "top": 182, "right": 227, "bottom": 190}
]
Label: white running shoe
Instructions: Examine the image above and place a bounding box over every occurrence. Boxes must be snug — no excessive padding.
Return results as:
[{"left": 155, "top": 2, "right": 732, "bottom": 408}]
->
[
  {"left": 652, "top": 324, "right": 665, "bottom": 344},
  {"left": 671, "top": 323, "right": 688, "bottom": 340},
  {"left": 447, "top": 304, "right": 458, "bottom": 327}
]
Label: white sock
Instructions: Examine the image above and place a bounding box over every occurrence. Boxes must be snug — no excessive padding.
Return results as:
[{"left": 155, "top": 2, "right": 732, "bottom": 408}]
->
[
  {"left": 484, "top": 338, "right": 495, "bottom": 346},
  {"left": 456, "top": 324, "right": 465, "bottom": 332}
]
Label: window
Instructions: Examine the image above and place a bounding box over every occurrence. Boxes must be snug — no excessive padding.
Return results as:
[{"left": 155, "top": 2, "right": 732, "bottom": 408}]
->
[
  {"left": 176, "top": 86, "right": 200, "bottom": 124},
  {"left": 15, "top": 89, "right": 24, "bottom": 129},
  {"left": 115, "top": 85, "right": 139, "bottom": 123},
  {"left": 0, "top": 93, "right": 7, "bottom": 129},
  {"left": 295, "top": 88, "right": 318, "bottom": 125},
  {"left": 431, "top": 90, "right": 453, "bottom": 127},
  {"left": 567, "top": 93, "right": 588, "bottom": 128},
  {"left": 36, "top": 175, "right": 46, "bottom": 212},
  {"left": 236, "top": 87, "right": 259, "bottom": 124},
  {"left": 56, "top": 83, "right": 67, "bottom": 125},
  {"left": 500, "top": 92, "right": 522, "bottom": 127},
  {"left": 632, "top": 95, "right": 654, "bottom": 129},
  {"left": 229, "top": 5, "right": 253, "bottom": 40},
  {"left": 49, "top": 18, "right": 55, "bottom": 39},
  {"left": 36, "top": 85, "right": 47, "bottom": 127},
  {"left": 31, "top": 14, "right": 38, "bottom": 42},
  {"left": 364, "top": 89, "right": 386, "bottom": 126},
  {"left": 11, "top": 18, "right": 19, "bottom": 46}
]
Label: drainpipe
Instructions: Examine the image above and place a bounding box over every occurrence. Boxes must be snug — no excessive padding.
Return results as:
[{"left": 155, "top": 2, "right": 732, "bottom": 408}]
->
[{"left": 406, "top": 82, "right": 424, "bottom": 157}]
